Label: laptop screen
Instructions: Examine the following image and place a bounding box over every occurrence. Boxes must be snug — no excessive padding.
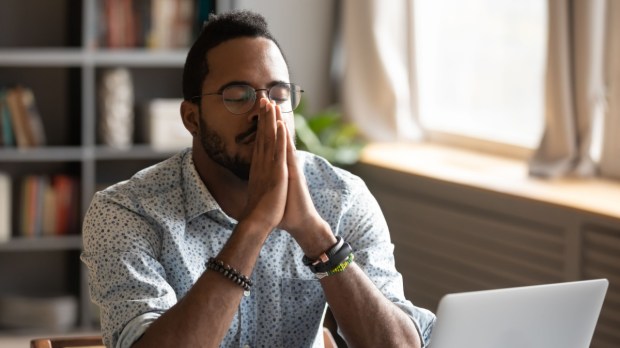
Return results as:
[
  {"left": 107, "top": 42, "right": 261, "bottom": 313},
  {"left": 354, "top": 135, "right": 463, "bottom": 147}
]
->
[{"left": 429, "top": 279, "right": 608, "bottom": 348}]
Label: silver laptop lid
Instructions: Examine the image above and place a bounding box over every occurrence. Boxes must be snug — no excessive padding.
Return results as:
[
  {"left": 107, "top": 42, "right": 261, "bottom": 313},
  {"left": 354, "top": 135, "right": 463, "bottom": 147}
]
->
[{"left": 429, "top": 279, "right": 608, "bottom": 348}]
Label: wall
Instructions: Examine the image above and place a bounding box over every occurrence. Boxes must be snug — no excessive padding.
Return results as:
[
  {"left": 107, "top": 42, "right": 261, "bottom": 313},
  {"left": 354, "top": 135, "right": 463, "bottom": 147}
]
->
[{"left": 225, "top": 0, "right": 337, "bottom": 114}]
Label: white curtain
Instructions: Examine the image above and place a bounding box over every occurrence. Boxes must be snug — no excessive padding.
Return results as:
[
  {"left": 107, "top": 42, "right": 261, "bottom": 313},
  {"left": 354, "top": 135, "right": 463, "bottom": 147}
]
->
[
  {"left": 528, "top": 0, "right": 610, "bottom": 178},
  {"left": 340, "top": 0, "right": 620, "bottom": 180},
  {"left": 601, "top": 1, "right": 620, "bottom": 179},
  {"left": 341, "top": 0, "right": 423, "bottom": 141}
]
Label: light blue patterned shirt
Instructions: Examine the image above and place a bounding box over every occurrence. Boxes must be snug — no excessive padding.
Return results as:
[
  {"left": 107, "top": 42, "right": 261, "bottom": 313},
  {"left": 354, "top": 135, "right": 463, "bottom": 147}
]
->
[{"left": 81, "top": 148, "right": 435, "bottom": 348}]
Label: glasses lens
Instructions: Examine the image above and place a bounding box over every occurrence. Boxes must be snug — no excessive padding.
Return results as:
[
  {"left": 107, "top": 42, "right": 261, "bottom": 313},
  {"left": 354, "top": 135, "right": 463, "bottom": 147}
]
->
[
  {"left": 270, "top": 83, "right": 302, "bottom": 113},
  {"left": 269, "top": 84, "right": 292, "bottom": 112},
  {"left": 222, "top": 85, "right": 255, "bottom": 114},
  {"left": 290, "top": 84, "right": 302, "bottom": 111}
]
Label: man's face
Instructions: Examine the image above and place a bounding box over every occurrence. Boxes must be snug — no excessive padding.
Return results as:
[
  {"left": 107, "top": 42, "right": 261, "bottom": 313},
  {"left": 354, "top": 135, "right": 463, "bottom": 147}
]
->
[{"left": 196, "top": 37, "right": 293, "bottom": 180}]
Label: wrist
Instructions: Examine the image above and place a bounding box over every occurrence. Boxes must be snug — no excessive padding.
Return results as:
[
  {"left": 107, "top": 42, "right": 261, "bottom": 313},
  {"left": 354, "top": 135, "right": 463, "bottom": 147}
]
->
[
  {"left": 291, "top": 218, "right": 338, "bottom": 258},
  {"left": 235, "top": 216, "right": 275, "bottom": 242}
]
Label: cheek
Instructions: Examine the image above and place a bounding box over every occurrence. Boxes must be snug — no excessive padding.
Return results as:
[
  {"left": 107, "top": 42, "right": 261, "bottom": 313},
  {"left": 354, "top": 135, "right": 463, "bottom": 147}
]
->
[
  {"left": 283, "top": 115, "right": 295, "bottom": 137},
  {"left": 200, "top": 109, "right": 234, "bottom": 136}
]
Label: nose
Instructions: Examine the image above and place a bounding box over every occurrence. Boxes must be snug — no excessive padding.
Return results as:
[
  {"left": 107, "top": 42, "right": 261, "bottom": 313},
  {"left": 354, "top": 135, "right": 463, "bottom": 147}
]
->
[
  {"left": 247, "top": 90, "right": 270, "bottom": 122},
  {"left": 256, "top": 89, "right": 270, "bottom": 99}
]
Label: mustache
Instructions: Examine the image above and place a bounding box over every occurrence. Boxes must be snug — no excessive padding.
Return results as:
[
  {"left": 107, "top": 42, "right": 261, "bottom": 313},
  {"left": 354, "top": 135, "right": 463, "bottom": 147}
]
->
[{"left": 235, "top": 123, "right": 258, "bottom": 143}]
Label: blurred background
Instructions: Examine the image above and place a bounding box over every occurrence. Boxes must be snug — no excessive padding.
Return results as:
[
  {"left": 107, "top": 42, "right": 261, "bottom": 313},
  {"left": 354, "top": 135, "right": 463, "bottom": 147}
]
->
[{"left": 0, "top": 0, "right": 618, "bottom": 347}]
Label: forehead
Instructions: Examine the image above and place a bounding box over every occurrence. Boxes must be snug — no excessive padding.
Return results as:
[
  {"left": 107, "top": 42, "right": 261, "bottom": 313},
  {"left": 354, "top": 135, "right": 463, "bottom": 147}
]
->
[{"left": 204, "top": 37, "right": 289, "bottom": 87}]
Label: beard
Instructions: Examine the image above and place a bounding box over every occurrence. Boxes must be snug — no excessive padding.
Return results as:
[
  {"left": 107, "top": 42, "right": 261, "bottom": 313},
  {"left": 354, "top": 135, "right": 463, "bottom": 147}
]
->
[{"left": 198, "top": 115, "right": 252, "bottom": 181}]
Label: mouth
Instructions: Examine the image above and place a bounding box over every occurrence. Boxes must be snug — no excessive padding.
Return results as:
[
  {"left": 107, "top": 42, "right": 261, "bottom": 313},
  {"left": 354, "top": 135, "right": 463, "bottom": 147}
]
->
[
  {"left": 241, "top": 132, "right": 256, "bottom": 144},
  {"left": 236, "top": 125, "right": 258, "bottom": 144}
]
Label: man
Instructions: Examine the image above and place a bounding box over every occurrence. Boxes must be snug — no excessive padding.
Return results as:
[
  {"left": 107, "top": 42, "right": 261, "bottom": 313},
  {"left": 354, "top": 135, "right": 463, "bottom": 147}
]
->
[{"left": 82, "top": 10, "right": 435, "bottom": 348}]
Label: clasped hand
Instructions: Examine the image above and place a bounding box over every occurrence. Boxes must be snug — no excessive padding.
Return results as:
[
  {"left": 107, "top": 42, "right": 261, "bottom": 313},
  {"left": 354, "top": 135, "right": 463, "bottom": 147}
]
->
[{"left": 241, "top": 98, "right": 323, "bottom": 240}]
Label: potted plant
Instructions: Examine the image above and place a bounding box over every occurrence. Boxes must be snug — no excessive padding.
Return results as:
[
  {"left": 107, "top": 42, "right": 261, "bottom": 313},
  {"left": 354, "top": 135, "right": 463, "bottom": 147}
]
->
[{"left": 294, "top": 100, "right": 366, "bottom": 167}]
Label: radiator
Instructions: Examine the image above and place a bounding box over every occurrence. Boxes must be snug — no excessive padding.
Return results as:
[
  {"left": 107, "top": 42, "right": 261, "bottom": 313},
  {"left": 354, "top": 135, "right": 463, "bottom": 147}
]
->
[{"left": 354, "top": 163, "right": 620, "bottom": 348}]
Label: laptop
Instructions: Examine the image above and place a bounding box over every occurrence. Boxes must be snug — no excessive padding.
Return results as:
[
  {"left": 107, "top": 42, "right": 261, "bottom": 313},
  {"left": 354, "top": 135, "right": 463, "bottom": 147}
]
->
[{"left": 429, "top": 279, "right": 608, "bottom": 348}]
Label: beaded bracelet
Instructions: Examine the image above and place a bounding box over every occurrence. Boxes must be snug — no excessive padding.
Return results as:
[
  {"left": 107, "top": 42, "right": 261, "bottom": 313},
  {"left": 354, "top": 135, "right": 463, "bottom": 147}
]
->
[
  {"left": 315, "top": 253, "right": 355, "bottom": 279},
  {"left": 328, "top": 253, "right": 355, "bottom": 276},
  {"left": 206, "top": 257, "right": 253, "bottom": 295}
]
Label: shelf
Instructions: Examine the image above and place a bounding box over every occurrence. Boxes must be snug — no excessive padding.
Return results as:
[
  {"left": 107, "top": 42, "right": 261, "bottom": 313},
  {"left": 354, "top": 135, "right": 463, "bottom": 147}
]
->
[
  {"left": 0, "top": 48, "right": 187, "bottom": 67},
  {"left": 0, "top": 235, "right": 82, "bottom": 252},
  {"left": 90, "top": 49, "right": 187, "bottom": 67},
  {"left": 0, "top": 147, "right": 83, "bottom": 162},
  {"left": 0, "top": 49, "right": 84, "bottom": 66},
  {"left": 0, "top": 0, "right": 209, "bottom": 335}
]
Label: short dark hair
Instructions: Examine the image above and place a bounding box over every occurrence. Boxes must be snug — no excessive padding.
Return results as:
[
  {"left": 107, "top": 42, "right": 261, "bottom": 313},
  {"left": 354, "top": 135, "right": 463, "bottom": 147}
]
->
[{"left": 182, "top": 10, "right": 287, "bottom": 101}]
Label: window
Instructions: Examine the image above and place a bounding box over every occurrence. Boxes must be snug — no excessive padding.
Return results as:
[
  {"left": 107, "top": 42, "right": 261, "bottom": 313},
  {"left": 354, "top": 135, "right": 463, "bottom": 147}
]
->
[{"left": 414, "top": 0, "right": 547, "bottom": 149}]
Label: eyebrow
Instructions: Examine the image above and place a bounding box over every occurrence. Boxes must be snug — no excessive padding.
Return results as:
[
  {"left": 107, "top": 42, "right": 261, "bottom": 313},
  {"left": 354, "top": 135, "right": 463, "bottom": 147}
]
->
[{"left": 216, "top": 80, "right": 290, "bottom": 92}]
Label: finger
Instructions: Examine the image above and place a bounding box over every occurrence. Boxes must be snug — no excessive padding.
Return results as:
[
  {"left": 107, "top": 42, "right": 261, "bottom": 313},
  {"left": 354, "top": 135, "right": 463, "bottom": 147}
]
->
[
  {"left": 274, "top": 103, "right": 283, "bottom": 123},
  {"left": 275, "top": 120, "right": 287, "bottom": 165},
  {"left": 255, "top": 98, "right": 268, "bottom": 155},
  {"left": 261, "top": 100, "right": 278, "bottom": 154},
  {"left": 285, "top": 123, "right": 300, "bottom": 178}
]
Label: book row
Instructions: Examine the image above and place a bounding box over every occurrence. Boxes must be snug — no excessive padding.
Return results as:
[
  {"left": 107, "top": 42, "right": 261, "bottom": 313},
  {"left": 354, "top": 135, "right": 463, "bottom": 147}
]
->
[
  {"left": 97, "top": 0, "right": 215, "bottom": 49},
  {"left": 0, "top": 86, "right": 46, "bottom": 148},
  {"left": 0, "top": 173, "right": 80, "bottom": 242}
]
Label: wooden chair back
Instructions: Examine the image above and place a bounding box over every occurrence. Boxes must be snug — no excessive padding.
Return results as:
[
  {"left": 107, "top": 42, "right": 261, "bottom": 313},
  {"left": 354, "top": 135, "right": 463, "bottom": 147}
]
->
[
  {"left": 30, "top": 336, "right": 104, "bottom": 348},
  {"left": 31, "top": 331, "right": 335, "bottom": 347}
]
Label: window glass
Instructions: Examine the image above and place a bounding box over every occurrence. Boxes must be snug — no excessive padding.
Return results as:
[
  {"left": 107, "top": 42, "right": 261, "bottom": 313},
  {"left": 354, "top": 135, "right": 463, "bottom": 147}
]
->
[{"left": 414, "top": 0, "right": 547, "bottom": 148}]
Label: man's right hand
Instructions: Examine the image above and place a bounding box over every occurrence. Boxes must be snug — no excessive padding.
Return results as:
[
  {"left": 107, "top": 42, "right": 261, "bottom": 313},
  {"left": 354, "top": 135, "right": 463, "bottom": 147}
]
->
[{"left": 241, "top": 98, "right": 289, "bottom": 232}]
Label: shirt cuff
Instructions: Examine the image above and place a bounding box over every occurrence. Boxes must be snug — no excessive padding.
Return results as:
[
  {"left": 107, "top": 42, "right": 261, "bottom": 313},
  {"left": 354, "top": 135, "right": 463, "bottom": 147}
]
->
[
  {"left": 116, "top": 312, "right": 162, "bottom": 348},
  {"left": 394, "top": 302, "right": 436, "bottom": 348}
]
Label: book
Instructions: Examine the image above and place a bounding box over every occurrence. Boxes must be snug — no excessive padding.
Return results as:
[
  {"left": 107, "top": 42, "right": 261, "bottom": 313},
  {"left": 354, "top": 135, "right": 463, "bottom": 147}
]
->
[
  {"left": 0, "top": 173, "right": 11, "bottom": 243},
  {"left": 18, "top": 175, "right": 79, "bottom": 237},
  {"left": 6, "top": 86, "right": 35, "bottom": 148},
  {"left": 0, "top": 89, "right": 15, "bottom": 146},
  {"left": 42, "top": 182, "right": 57, "bottom": 236},
  {"left": 53, "top": 175, "right": 70, "bottom": 235},
  {"left": 172, "top": 0, "right": 194, "bottom": 47},
  {"left": 148, "top": 0, "right": 175, "bottom": 48},
  {"left": 33, "top": 176, "right": 48, "bottom": 237},
  {"left": 20, "top": 175, "right": 34, "bottom": 237},
  {"left": 53, "top": 175, "right": 79, "bottom": 236},
  {"left": 4, "top": 86, "right": 45, "bottom": 148},
  {"left": 98, "top": 0, "right": 212, "bottom": 49},
  {"left": 20, "top": 86, "right": 46, "bottom": 146}
]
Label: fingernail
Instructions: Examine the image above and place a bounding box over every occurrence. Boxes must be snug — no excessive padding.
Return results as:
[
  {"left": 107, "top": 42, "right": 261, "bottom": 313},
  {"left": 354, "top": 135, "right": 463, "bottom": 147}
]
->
[{"left": 260, "top": 99, "right": 267, "bottom": 108}]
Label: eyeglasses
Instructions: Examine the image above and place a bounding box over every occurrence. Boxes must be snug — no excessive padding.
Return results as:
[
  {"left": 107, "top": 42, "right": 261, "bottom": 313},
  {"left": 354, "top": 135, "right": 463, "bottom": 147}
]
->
[{"left": 193, "top": 83, "right": 304, "bottom": 115}]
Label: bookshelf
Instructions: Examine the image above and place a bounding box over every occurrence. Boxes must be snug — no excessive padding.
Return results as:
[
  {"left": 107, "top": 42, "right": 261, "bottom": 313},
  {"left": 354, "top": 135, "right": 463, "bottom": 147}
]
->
[{"left": 0, "top": 0, "right": 213, "bottom": 334}]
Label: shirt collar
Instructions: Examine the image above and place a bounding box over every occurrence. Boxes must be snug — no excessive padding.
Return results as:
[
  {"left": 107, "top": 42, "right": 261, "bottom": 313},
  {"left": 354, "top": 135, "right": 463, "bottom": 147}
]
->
[{"left": 182, "top": 149, "right": 221, "bottom": 221}]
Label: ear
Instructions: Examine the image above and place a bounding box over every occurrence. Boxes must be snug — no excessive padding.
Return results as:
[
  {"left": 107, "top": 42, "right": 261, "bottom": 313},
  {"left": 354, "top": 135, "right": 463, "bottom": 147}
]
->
[{"left": 181, "top": 100, "right": 199, "bottom": 136}]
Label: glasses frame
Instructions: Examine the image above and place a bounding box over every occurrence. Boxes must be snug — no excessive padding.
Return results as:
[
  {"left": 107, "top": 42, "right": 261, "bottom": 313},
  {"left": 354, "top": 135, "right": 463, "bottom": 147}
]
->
[{"left": 192, "top": 83, "right": 304, "bottom": 115}]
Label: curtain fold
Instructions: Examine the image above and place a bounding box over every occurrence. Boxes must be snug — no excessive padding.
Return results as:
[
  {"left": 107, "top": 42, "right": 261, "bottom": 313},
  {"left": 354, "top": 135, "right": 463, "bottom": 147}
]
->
[
  {"left": 601, "top": 1, "right": 620, "bottom": 179},
  {"left": 529, "top": 0, "right": 607, "bottom": 178},
  {"left": 340, "top": 0, "right": 620, "bottom": 180},
  {"left": 341, "top": 0, "right": 423, "bottom": 141}
]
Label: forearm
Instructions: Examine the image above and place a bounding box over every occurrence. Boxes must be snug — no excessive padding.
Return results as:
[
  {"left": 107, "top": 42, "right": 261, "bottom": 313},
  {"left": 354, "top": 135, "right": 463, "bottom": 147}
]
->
[
  {"left": 321, "top": 264, "right": 421, "bottom": 348},
  {"left": 132, "top": 219, "right": 269, "bottom": 348},
  {"left": 293, "top": 221, "right": 420, "bottom": 347}
]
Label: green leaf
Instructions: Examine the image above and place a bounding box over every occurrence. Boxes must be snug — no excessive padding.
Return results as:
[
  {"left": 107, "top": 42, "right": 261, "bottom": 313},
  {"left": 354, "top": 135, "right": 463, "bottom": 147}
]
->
[{"left": 293, "top": 99, "right": 366, "bottom": 166}]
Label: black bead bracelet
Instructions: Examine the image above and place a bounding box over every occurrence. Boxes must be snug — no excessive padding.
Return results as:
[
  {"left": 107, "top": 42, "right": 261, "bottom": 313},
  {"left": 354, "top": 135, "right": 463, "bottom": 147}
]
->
[{"left": 206, "top": 257, "right": 253, "bottom": 293}]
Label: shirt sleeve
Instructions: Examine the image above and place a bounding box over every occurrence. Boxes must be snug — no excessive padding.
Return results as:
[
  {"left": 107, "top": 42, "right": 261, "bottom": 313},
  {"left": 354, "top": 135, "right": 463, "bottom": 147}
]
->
[
  {"left": 80, "top": 192, "right": 177, "bottom": 348},
  {"left": 338, "top": 178, "right": 436, "bottom": 347}
]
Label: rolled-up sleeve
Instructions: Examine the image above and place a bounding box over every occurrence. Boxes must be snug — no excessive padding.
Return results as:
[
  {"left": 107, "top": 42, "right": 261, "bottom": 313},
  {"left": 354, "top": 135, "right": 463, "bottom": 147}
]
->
[
  {"left": 81, "top": 192, "right": 177, "bottom": 348},
  {"left": 338, "top": 179, "right": 436, "bottom": 347}
]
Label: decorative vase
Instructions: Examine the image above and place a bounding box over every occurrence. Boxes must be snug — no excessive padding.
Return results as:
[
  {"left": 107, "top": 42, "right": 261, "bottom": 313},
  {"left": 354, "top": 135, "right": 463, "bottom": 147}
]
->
[{"left": 99, "top": 68, "right": 134, "bottom": 148}]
